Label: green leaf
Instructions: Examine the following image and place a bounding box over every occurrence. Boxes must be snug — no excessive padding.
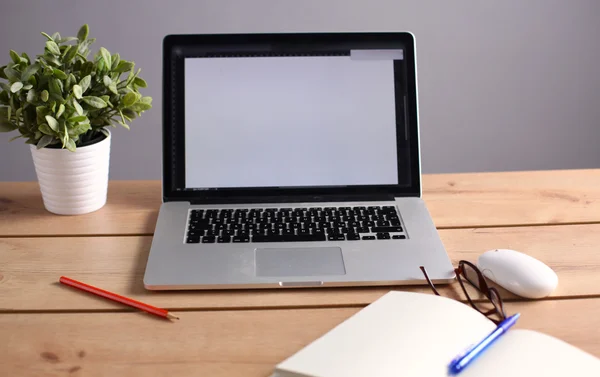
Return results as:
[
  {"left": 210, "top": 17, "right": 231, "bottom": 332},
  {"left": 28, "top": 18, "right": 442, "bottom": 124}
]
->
[
  {"left": 62, "top": 123, "right": 68, "bottom": 147},
  {"left": 22, "top": 84, "right": 33, "bottom": 90},
  {"left": 81, "top": 61, "right": 94, "bottom": 76},
  {"left": 121, "top": 108, "right": 137, "bottom": 120},
  {"left": 52, "top": 32, "right": 61, "bottom": 42},
  {"left": 21, "top": 63, "right": 40, "bottom": 82},
  {"left": 72, "top": 99, "right": 83, "bottom": 115},
  {"left": 53, "top": 69, "right": 67, "bottom": 80},
  {"left": 4, "top": 67, "right": 20, "bottom": 82},
  {"left": 41, "top": 32, "right": 54, "bottom": 41},
  {"left": 77, "top": 24, "right": 89, "bottom": 41},
  {"left": 36, "top": 105, "right": 48, "bottom": 121},
  {"left": 111, "top": 53, "right": 120, "bottom": 70},
  {"left": 45, "top": 40, "right": 61, "bottom": 55},
  {"left": 100, "top": 47, "right": 112, "bottom": 69},
  {"left": 44, "top": 54, "right": 61, "bottom": 66},
  {"left": 0, "top": 82, "right": 10, "bottom": 93},
  {"left": 61, "top": 45, "right": 72, "bottom": 58},
  {"left": 56, "top": 104, "right": 65, "bottom": 119},
  {"left": 119, "top": 120, "right": 130, "bottom": 130},
  {"left": 39, "top": 123, "right": 54, "bottom": 135},
  {"left": 49, "top": 78, "right": 61, "bottom": 95},
  {"left": 9, "top": 135, "right": 22, "bottom": 141},
  {"left": 41, "top": 90, "right": 49, "bottom": 102},
  {"left": 0, "top": 66, "right": 6, "bottom": 80},
  {"left": 129, "top": 102, "right": 152, "bottom": 113},
  {"left": 140, "top": 96, "right": 152, "bottom": 105},
  {"left": 108, "top": 83, "right": 118, "bottom": 95},
  {"left": 82, "top": 96, "right": 107, "bottom": 108},
  {"left": 68, "top": 120, "right": 91, "bottom": 137},
  {"left": 79, "top": 75, "right": 91, "bottom": 93},
  {"left": 10, "top": 82, "right": 23, "bottom": 93},
  {"left": 100, "top": 95, "right": 113, "bottom": 108},
  {"left": 122, "top": 92, "right": 138, "bottom": 107},
  {"left": 21, "top": 52, "right": 31, "bottom": 63},
  {"left": 59, "top": 36, "right": 78, "bottom": 43},
  {"left": 133, "top": 77, "right": 148, "bottom": 88},
  {"left": 72, "top": 84, "right": 82, "bottom": 99},
  {"left": 27, "top": 89, "right": 36, "bottom": 103},
  {"left": 9, "top": 50, "right": 21, "bottom": 64},
  {"left": 68, "top": 115, "right": 87, "bottom": 123},
  {"left": 114, "top": 60, "right": 134, "bottom": 73},
  {"left": 7, "top": 106, "right": 11, "bottom": 120},
  {"left": 64, "top": 44, "right": 78, "bottom": 63},
  {"left": 36, "top": 135, "right": 54, "bottom": 149},
  {"left": 65, "top": 73, "right": 75, "bottom": 90},
  {"left": 45, "top": 115, "right": 59, "bottom": 131},
  {"left": 66, "top": 138, "right": 76, "bottom": 152},
  {"left": 103, "top": 75, "right": 112, "bottom": 87},
  {"left": 0, "top": 115, "right": 16, "bottom": 132}
]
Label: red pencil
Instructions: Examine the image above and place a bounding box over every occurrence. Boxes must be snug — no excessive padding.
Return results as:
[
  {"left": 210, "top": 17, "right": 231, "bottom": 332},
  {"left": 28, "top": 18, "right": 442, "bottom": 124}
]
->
[{"left": 59, "top": 276, "right": 179, "bottom": 320}]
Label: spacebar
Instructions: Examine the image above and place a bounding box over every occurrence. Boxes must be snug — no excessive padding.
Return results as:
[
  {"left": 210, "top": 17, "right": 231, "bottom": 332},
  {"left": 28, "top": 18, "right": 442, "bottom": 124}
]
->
[{"left": 252, "top": 234, "right": 326, "bottom": 242}]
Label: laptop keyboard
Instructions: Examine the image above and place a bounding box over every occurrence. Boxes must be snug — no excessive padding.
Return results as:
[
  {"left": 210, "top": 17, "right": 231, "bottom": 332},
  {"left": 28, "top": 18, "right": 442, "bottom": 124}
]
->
[{"left": 185, "top": 205, "right": 406, "bottom": 244}]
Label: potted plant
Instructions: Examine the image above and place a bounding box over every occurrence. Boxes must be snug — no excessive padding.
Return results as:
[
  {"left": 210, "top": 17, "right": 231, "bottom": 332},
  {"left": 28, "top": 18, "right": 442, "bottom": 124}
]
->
[{"left": 0, "top": 24, "right": 152, "bottom": 215}]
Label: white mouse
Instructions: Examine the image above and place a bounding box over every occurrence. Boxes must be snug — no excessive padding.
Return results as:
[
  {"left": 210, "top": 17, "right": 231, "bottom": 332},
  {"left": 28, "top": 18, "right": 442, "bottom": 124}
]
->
[{"left": 477, "top": 249, "right": 558, "bottom": 299}]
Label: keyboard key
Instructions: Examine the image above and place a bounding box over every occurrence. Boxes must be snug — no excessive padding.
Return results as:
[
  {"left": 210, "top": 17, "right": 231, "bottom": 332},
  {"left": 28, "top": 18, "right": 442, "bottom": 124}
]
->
[
  {"left": 371, "top": 226, "right": 403, "bottom": 233},
  {"left": 390, "top": 218, "right": 401, "bottom": 226},
  {"left": 362, "top": 235, "right": 376, "bottom": 240},
  {"left": 186, "top": 236, "right": 200, "bottom": 243},
  {"left": 346, "top": 233, "right": 361, "bottom": 240},
  {"left": 253, "top": 234, "right": 326, "bottom": 242},
  {"left": 376, "top": 232, "right": 391, "bottom": 240},
  {"left": 202, "top": 236, "right": 216, "bottom": 243},
  {"left": 232, "top": 236, "right": 250, "bottom": 243},
  {"left": 392, "top": 235, "right": 406, "bottom": 239},
  {"left": 217, "top": 236, "right": 231, "bottom": 243}
]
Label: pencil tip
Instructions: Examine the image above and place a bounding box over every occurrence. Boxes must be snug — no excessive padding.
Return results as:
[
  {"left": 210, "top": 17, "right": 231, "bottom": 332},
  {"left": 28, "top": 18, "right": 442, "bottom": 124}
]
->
[{"left": 166, "top": 312, "right": 180, "bottom": 320}]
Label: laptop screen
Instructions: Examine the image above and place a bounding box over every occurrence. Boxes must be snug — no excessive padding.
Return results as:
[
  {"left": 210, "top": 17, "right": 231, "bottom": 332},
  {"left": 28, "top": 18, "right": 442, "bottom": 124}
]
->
[{"left": 183, "top": 52, "right": 406, "bottom": 190}]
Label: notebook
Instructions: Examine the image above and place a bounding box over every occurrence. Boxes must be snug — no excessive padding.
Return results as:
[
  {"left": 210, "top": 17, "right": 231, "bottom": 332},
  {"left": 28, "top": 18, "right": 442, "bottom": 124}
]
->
[{"left": 272, "top": 291, "right": 600, "bottom": 377}]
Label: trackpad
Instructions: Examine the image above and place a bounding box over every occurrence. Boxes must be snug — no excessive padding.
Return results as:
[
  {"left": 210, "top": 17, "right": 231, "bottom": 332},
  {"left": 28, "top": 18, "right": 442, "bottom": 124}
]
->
[{"left": 255, "top": 247, "right": 346, "bottom": 277}]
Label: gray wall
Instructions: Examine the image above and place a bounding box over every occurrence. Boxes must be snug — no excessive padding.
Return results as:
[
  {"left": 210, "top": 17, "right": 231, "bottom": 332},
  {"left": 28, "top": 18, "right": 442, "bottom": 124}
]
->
[{"left": 1, "top": 0, "right": 599, "bottom": 181}]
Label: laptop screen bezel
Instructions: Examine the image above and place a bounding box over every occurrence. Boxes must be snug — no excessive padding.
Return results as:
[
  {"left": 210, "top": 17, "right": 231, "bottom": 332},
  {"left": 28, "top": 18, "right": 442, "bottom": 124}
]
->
[{"left": 162, "top": 32, "right": 421, "bottom": 203}]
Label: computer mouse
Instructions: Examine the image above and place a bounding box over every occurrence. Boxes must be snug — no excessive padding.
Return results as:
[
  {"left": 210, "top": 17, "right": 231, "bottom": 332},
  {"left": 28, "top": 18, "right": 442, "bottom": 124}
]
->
[{"left": 477, "top": 249, "right": 558, "bottom": 299}]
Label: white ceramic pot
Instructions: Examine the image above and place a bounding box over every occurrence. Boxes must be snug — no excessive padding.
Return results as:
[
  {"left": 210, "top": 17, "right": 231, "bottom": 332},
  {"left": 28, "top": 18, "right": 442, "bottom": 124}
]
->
[{"left": 30, "top": 130, "right": 111, "bottom": 215}]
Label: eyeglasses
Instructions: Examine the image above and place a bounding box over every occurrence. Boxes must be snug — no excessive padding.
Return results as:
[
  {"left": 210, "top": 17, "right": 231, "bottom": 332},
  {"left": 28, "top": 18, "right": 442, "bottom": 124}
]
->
[{"left": 420, "top": 260, "right": 507, "bottom": 325}]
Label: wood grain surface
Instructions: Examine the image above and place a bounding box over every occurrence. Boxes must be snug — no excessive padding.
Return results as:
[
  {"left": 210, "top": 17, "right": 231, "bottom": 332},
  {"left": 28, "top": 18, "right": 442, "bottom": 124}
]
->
[
  {"left": 1, "top": 169, "right": 599, "bottom": 237},
  {"left": 2, "top": 223, "right": 599, "bottom": 311},
  {"left": 1, "top": 298, "right": 599, "bottom": 377}
]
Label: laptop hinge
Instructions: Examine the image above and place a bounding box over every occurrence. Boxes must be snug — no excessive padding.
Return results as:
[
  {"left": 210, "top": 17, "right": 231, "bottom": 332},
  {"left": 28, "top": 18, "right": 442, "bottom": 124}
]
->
[{"left": 182, "top": 194, "right": 399, "bottom": 205}]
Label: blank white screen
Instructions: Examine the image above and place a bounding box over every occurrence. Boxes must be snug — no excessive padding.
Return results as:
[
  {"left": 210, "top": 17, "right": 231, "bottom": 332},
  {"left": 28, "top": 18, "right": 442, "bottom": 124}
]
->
[{"left": 184, "top": 56, "right": 398, "bottom": 188}]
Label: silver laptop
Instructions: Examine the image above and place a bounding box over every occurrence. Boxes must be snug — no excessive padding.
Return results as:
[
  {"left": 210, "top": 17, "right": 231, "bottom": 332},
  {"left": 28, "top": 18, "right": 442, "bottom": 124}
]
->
[{"left": 143, "top": 32, "right": 455, "bottom": 290}]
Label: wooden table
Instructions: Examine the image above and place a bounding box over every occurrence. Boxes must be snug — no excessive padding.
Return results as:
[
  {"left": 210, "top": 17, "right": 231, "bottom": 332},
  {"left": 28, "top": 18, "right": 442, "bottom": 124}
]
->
[{"left": 1, "top": 169, "right": 600, "bottom": 376}]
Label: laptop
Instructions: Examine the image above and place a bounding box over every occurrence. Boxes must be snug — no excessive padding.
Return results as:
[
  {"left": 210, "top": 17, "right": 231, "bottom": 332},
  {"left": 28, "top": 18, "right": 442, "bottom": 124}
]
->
[{"left": 143, "top": 31, "right": 455, "bottom": 290}]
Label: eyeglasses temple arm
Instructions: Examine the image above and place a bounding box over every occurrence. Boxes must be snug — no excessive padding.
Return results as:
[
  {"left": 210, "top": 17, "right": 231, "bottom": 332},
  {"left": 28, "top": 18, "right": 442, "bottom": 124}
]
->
[{"left": 419, "top": 266, "right": 441, "bottom": 296}]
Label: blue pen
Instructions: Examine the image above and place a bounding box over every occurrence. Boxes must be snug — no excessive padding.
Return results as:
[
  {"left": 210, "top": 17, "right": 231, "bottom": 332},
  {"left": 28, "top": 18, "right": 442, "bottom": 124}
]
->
[{"left": 448, "top": 313, "right": 520, "bottom": 374}]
